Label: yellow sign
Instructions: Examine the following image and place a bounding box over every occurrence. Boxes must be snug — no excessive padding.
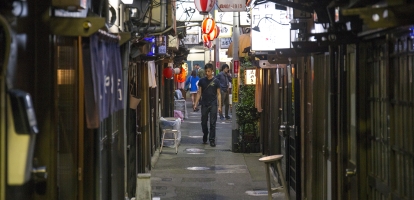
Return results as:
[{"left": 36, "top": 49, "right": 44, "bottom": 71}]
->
[{"left": 232, "top": 78, "right": 238, "bottom": 102}]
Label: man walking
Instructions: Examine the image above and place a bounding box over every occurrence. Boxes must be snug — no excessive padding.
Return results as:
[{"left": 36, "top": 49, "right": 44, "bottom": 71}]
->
[
  {"left": 195, "top": 63, "right": 205, "bottom": 78},
  {"left": 194, "top": 63, "right": 221, "bottom": 147},
  {"left": 216, "top": 64, "right": 232, "bottom": 120}
]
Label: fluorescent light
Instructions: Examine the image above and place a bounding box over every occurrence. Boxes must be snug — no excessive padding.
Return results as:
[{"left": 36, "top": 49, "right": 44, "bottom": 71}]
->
[{"left": 121, "top": 0, "right": 133, "bottom": 4}]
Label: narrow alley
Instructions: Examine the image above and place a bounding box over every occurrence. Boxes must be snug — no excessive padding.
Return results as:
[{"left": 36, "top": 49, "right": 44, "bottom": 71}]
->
[{"left": 150, "top": 99, "right": 286, "bottom": 199}]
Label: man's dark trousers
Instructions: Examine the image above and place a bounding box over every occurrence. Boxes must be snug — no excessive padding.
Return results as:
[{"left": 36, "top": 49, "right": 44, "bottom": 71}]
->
[
  {"left": 201, "top": 104, "right": 218, "bottom": 142},
  {"left": 220, "top": 90, "right": 230, "bottom": 118}
]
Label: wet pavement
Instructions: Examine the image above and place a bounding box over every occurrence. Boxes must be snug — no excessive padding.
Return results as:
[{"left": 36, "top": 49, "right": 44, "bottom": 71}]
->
[{"left": 151, "top": 98, "right": 286, "bottom": 199}]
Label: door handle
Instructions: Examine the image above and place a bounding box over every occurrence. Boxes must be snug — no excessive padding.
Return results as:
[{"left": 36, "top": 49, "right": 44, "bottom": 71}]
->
[
  {"left": 346, "top": 168, "right": 356, "bottom": 177},
  {"left": 32, "top": 166, "right": 47, "bottom": 181},
  {"left": 32, "top": 165, "right": 47, "bottom": 195},
  {"left": 279, "top": 123, "right": 288, "bottom": 137}
]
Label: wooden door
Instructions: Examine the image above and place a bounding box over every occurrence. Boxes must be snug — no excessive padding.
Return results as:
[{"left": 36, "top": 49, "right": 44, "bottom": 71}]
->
[{"left": 278, "top": 64, "right": 301, "bottom": 199}]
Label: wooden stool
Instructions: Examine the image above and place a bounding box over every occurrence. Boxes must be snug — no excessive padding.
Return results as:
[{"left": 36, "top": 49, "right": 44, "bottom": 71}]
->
[
  {"left": 259, "top": 155, "right": 290, "bottom": 200},
  {"left": 160, "top": 129, "right": 178, "bottom": 154}
]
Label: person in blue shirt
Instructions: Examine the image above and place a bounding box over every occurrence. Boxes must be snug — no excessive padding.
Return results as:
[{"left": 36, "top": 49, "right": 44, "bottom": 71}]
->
[
  {"left": 185, "top": 70, "right": 200, "bottom": 110},
  {"left": 216, "top": 64, "right": 232, "bottom": 120},
  {"left": 194, "top": 63, "right": 221, "bottom": 147}
]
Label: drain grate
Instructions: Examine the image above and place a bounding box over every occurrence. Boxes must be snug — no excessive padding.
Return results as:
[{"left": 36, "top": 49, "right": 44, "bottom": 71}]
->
[
  {"left": 184, "top": 148, "right": 205, "bottom": 153},
  {"left": 152, "top": 192, "right": 166, "bottom": 197},
  {"left": 214, "top": 149, "right": 232, "bottom": 152},
  {"left": 182, "top": 177, "right": 215, "bottom": 182},
  {"left": 186, "top": 166, "right": 210, "bottom": 171},
  {"left": 153, "top": 186, "right": 167, "bottom": 190}
]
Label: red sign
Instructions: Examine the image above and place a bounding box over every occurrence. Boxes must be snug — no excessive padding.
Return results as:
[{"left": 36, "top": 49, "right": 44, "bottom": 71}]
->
[
  {"left": 233, "top": 60, "right": 239, "bottom": 74},
  {"left": 216, "top": 61, "right": 220, "bottom": 69}
]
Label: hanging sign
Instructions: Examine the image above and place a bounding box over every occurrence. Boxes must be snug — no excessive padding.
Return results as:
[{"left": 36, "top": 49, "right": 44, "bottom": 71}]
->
[
  {"left": 232, "top": 78, "right": 238, "bottom": 102},
  {"left": 233, "top": 60, "right": 239, "bottom": 74},
  {"left": 217, "top": 0, "right": 246, "bottom": 12},
  {"left": 244, "top": 69, "right": 256, "bottom": 85}
]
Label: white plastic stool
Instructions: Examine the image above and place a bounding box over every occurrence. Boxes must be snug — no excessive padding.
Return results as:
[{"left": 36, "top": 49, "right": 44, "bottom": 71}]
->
[{"left": 160, "top": 129, "right": 178, "bottom": 154}]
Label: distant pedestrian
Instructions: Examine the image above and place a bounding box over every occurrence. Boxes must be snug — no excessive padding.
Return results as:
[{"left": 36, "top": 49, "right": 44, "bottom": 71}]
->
[
  {"left": 194, "top": 63, "right": 221, "bottom": 147},
  {"left": 185, "top": 70, "right": 200, "bottom": 110},
  {"left": 195, "top": 63, "right": 205, "bottom": 78},
  {"left": 216, "top": 64, "right": 232, "bottom": 120}
]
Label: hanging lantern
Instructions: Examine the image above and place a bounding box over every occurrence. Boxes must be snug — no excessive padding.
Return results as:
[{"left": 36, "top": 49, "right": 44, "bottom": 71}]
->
[
  {"left": 207, "top": 25, "right": 220, "bottom": 40},
  {"left": 194, "top": 0, "right": 216, "bottom": 15},
  {"left": 204, "top": 40, "right": 212, "bottom": 48},
  {"left": 202, "top": 33, "right": 209, "bottom": 43},
  {"left": 163, "top": 67, "right": 173, "bottom": 79},
  {"left": 201, "top": 17, "right": 216, "bottom": 34}
]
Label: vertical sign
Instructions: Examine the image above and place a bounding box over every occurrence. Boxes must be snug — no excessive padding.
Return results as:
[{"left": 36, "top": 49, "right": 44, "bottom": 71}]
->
[
  {"left": 232, "top": 78, "right": 238, "bottom": 102},
  {"left": 216, "top": 61, "right": 220, "bottom": 75},
  {"left": 232, "top": 60, "right": 239, "bottom": 102},
  {"left": 244, "top": 69, "right": 256, "bottom": 85},
  {"left": 233, "top": 60, "right": 239, "bottom": 75}
]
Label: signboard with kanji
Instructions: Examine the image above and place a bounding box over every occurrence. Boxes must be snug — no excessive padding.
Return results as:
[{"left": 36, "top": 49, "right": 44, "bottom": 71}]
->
[
  {"left": 244, "top": 69, "right": 256, "bottom": 85},
  {"left": 217, "top": 0, "right": 246, "bottom": 12},
  {"left": 232, "top": 78, "right": 238, "bottom": 102}
]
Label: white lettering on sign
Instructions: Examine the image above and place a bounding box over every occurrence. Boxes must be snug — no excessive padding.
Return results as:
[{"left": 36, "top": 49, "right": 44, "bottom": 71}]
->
[{"left": 118, "top": 78, "right": 122, "bottom": 101}]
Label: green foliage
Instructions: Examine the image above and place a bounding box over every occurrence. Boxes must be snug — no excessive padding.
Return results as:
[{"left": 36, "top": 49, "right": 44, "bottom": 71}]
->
[{"left": 236, "top": 57, "right": 260, "bottom": 135}]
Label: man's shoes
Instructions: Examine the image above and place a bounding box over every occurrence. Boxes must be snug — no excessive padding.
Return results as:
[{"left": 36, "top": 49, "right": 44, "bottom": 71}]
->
[
  {"left": 225, "top": 116, "right": 231, "bottom": 120},
  {"left": 210, "top": 141, "right": 216, "bottom": 147},
  {"left": 220, "top": 116, "right": 224, "bottom": 120},
  {"left": 203, "top": 135, "right": 207, "bottom": 144}
]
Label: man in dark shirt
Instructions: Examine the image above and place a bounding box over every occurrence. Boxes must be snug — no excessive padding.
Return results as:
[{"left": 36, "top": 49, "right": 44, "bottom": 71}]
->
[
  {"left": 216, "top": 64, "right": 232, "bottom": 120},
  {"left": 194, "top": 63, "right": 221, "bottom": 147}
]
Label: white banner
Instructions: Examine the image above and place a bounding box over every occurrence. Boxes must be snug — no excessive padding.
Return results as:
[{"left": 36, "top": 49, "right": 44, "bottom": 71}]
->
[{"left": 217, "top": 0, "right": 246, "bottom": 12}]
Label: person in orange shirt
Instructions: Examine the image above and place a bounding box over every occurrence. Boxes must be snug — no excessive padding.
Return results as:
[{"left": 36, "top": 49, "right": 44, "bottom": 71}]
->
[{"left": 175, "top": 66, "right": 187, "bottom": 89}]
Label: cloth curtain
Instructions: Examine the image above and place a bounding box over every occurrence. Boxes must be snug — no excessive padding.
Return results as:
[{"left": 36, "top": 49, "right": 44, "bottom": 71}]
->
[
  {"left": 148, "top": 61, "right": 157, "bottom": 88},
  {"left": 84, "top": 33, "right": 124, "bottom": 128}
]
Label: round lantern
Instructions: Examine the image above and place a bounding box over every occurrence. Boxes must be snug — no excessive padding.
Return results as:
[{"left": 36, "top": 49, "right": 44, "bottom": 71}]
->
[
  {"left": 202, "top": 33, "right": 209, "bottom": 43},
  {"left": 194, "top": 0, "right": 216, "bottom": 15},
  {"left": 204, "top": 40, "right": 212, "bottom": 48},
  {"left": 201, "top": 17, "right": 216, "bottom": 34},
  {"left": 163, "top": 67, "right": 173, "bottom": 79},
  {"left": 207, "top": 25, "right": 220, "bottom": 40},
  {"left": 173, "top": 67, "right": 181, "bottom": 74}
]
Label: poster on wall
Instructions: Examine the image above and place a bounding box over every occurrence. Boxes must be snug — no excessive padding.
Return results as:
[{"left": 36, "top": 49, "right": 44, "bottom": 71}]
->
[
  {"left": 251, "top": 0, "right": 291, "bottom": 51},
  {"left": 220, "top": 38, "right": 233, "bottom": 49}
]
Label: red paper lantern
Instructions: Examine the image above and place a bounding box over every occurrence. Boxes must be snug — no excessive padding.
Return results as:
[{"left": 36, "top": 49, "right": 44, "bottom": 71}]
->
[
  {"left": 163, "top": 67, "right": 173, "bottom": 79},
  {"left": 207, "top": 25, "right": 220, "bottom": 40},
  {"left": 194, "top": 0, "right": 216, "bottom": 15},
  {"left": 201, "top": 17, "right": 215, "bottom": 34},
  {"left": 202, "top": 33, "right": 209, "bottom": 43},
  {"left": 204, "top": 40, "right": 212, "bottom": 48}
]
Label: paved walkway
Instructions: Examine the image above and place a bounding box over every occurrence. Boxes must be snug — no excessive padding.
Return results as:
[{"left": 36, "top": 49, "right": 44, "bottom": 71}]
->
[{"left": 151, "top": 98, "right": 286, "bottom": 199}]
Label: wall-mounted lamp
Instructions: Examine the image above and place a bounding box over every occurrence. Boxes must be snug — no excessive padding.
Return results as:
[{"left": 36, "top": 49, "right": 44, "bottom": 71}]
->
[{"left": 252, "top": 17, "right": 286, "bottom": 32}]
